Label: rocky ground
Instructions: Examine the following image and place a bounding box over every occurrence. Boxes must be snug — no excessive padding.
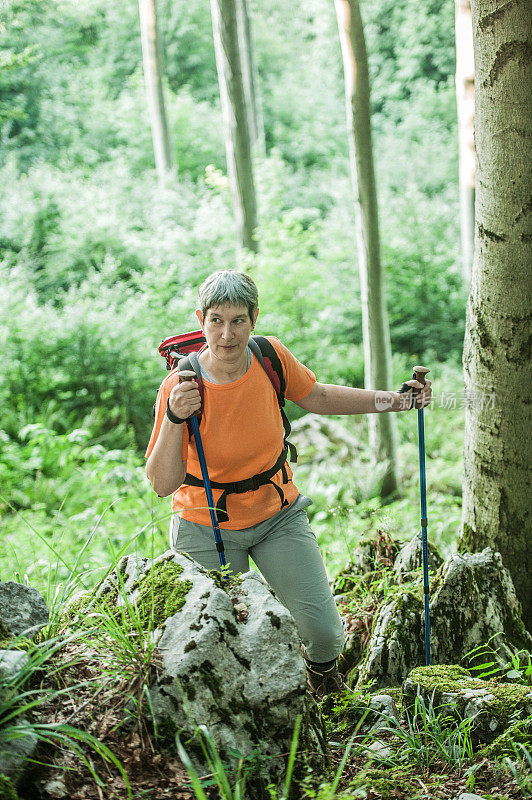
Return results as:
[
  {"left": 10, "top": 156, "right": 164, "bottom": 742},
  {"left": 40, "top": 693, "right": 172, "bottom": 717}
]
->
[{"left": 1, "top": 531, "right": 531, "bottom": 800}]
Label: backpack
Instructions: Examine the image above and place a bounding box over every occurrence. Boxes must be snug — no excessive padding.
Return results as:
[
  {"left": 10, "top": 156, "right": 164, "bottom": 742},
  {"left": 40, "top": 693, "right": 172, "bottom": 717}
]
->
[{"left": 157, "top": 330, "right": 297, "bottom": 522}]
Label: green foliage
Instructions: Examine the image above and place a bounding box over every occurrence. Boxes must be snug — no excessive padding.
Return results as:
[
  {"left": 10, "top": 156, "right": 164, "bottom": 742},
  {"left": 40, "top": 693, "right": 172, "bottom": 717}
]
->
[
  {"left": 464, "top": 634, "right": 532, "bottom": 686},
  {"left": 160, "top": 0, "right": 218, "bottom": 103},
  {"left": 0, "top": 258, "right": 162, "bottom": 448},
  {"left": 363, "top": 0, "right": 456, "bottom": 120},
  {"left": 0, "top": 773, "right": 20, "bottom": 800}
]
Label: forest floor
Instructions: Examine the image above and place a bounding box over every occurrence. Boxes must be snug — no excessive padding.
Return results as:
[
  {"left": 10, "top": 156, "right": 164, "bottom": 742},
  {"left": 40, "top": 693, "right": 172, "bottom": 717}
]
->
[{"left": 15, "top": 634, "right": 527, "bottom": 800}]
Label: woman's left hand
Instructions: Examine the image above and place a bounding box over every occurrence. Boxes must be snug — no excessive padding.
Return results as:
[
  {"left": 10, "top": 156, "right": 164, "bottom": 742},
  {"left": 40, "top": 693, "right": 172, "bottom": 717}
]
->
[{"left": 394, "top": 379, "right": 432, "bottom": 411}]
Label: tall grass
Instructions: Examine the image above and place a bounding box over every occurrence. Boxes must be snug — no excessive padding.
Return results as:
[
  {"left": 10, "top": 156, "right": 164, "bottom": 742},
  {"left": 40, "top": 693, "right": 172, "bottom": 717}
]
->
[
  {"left": 176, "top": 716, "right": 359, "bottom": 800},
  {"left": 361, "top": 693, "right": 475, "bottom": 773},
  {"left": 0, "top": 633, "right": 132, "bottom": 796}
]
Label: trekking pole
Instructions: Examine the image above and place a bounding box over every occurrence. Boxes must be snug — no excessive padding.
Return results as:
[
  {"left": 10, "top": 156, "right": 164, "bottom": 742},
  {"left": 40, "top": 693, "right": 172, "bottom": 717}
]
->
[
  {"left": 178, "top": 370, "right": 227, "bottom": 573},
  {"left": 413, "top": 365, "right": 431, "bottom": 666}
]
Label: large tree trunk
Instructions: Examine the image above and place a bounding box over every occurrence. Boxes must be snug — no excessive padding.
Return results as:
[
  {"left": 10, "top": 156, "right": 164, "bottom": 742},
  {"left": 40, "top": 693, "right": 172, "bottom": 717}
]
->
[
  {"left": 236, "top": 0, "right": 265, "bottom": 156},
  {"left": 455, "top": 0, "right": 476, "bottom": 283},
  {"left": 138, "top": 0, "right": 175, "bottom": 182},
  {"left": 460, "top": 0, "right": 532, "bottom": 631},
  {"left": 210, "top": 0, "right": 259, "bottom": 256},
  {"left": 335, "top": 0, "right": 399, "bottom": 498}
]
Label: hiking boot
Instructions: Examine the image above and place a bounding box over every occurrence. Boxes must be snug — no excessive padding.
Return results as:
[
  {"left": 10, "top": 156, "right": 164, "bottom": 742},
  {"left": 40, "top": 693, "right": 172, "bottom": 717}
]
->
[{"left": 304, "top": 658, "right": 352, "bottom": 700}]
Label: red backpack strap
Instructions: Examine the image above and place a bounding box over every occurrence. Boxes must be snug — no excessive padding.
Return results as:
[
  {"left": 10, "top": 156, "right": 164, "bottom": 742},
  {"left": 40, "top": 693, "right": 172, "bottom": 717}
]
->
[{"left": 249, "top": 336, "right": 297, "bottom": 463}]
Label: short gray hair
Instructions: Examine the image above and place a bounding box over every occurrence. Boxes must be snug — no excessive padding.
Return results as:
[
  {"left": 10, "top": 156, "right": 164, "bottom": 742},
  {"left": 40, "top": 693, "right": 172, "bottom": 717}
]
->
[{"left": 198, "top": 270, "right": 259, "bottom": 322}]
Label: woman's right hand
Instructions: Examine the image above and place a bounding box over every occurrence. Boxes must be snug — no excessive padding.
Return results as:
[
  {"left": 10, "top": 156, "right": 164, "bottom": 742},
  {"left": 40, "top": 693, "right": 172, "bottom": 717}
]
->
[{"left": 168, "top": 380, "right": 201, "bottom": 421}]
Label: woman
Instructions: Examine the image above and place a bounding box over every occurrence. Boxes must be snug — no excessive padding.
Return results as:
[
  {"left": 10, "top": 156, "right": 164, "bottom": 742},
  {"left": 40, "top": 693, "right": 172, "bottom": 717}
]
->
[{"left": 146, "top": 270, "right": 432, "bottom": 698}]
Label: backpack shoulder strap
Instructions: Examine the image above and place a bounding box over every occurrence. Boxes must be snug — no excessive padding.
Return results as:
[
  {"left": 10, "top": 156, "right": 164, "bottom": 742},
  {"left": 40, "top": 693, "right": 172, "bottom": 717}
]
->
[
  {"left": 249, "top": 335, "right": 296, "bottom": 462},
  {"left": 249, "top": 335, "right": 286, "bottom": 400}
]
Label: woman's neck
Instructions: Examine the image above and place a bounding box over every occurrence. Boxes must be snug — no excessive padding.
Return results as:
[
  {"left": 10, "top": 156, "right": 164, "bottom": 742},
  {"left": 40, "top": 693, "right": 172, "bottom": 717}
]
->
[{"left": 199, "top": 347, "right": 249, "bottom": 384}]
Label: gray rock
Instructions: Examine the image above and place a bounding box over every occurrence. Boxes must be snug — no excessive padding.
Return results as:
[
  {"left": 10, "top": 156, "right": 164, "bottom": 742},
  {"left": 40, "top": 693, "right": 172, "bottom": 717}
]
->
[
  {"left": 403, "top": 664, "right": 532, "bottom": 743},
  {"left": 43, "top": 777, "right": 68, "bottom": 798},
  {"left": 453, "top": 795, "right": 487, "bottom": 800},
  {"left": 0, "top": 582, "right": 49, "bottom": 639},
  {"left": 357, "top": 548, "right": 532, "bottom": 689},
  {"left": 428, "top": 549, "right": 532, "bottom": 663},
  {"left": 393, "top": 533, "right": 443, "bottom": 582},
  {"left": 0, "top": 649, "right": 29, "bottom": 680},
  {"left": 0, "top": 649, "right": 38, "bottom": 784},
  {"left": 94, "top": 553, "right": 152, "bottom": 600},
  {"left": 366, "top": 739, "right": 393, "bottom": 759},
  {"left": 0, "top": 720, "right": 39, "bottom": 782},
  {"left": 367, "top": 694, "right": 398, "bottom": 734},
  {"left": 102, "top": 551, "right": 326, "bottom": 790}
]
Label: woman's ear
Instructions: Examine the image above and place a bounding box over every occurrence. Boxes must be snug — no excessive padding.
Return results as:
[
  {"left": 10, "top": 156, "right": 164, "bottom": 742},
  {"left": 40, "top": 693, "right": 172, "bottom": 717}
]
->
[
  {"left": 196, "top": 309, "right": 204, "bottom": 329},
  {"left": 251, "top": 307, "right": 259, "bottom": 329}
]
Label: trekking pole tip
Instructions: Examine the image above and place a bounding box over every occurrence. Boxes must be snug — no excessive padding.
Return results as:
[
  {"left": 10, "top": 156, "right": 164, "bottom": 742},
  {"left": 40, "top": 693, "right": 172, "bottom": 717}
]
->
[{"left": 413, "top": 366, "right": 430, "bottom": 385}]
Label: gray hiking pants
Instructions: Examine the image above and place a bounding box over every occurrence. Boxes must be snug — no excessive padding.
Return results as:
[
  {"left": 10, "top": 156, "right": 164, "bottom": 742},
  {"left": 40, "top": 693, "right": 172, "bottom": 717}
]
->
[{"left": 169, "top": 495, "right": 346, "bottom": 663}]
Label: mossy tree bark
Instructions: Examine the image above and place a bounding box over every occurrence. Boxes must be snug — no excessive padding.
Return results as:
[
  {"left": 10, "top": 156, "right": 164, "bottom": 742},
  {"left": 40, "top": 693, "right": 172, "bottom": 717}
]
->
[
  {"left": 460, "top": 0, "right": 532, "bottom": 631},
  {"left": 455, "top": 0, "right": 476, "bottom": 283},
  {"left": 335, "top": 0, "right": 399, "bottom": 498},
  {"left": 211, "top": 0, "right": 259, "bottom": 257},
  {"left": 138, "top": 0, "right": 175, "bottom": 183}
]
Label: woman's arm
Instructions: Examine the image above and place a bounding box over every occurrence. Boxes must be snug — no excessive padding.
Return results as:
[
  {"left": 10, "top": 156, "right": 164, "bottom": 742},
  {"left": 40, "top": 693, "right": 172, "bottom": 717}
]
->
[
  {"left": 146, "top": 417, "right": 187, "bottom": 496},
  {"left": 294, "top": 380, "right": 431, "bottom": 415},
  {"left": 145, "top": 379, "right": 201, "bottom": 496}
]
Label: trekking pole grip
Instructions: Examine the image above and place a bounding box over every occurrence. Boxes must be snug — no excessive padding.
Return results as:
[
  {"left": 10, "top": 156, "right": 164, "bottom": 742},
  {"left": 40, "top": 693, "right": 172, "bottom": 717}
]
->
[
  {"left": 178, "top": 369, "right": 199, "bottom": 417},
  {"left": 178, "top": 369, "right": 197, "bottom": 383},
  {"left": 413, "top": 365, "right": 430, "bottom": 385}
]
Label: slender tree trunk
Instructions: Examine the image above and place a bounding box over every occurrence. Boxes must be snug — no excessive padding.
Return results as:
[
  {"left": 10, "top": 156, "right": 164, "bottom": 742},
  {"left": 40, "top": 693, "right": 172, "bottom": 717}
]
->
[
  {"left": 460, "top": 0, "right": 532, "bottom": 631},
  {"left": 138, "top": 0, "right": 175, "bottom": 182},
  {"left": 335, "top": 0, "right": 399, "bottom": 498},
  {"left": 455, "top": 0, "right": 476, "bottom": 283},
  {"left": 236, "top": 0, "right": 266, "bottom": 155},
  {"left": 210, "top": 0, "right": 259, "bottom": 256}
]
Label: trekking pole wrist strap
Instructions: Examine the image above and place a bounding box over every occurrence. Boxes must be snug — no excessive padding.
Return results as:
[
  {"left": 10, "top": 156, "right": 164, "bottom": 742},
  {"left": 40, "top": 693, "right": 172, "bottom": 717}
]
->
[{"left": 166, "top": 398, "right": 188, "bottom": 425}]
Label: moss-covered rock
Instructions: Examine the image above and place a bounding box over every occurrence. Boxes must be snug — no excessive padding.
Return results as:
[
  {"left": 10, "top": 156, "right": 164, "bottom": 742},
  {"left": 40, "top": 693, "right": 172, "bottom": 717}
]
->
[
  {"left": 0, "top": 637, "right": 34, "bottom": 652},
  {"left": 477, "top": 715, "right": 532, "bottom": 759},
  {"left": 353, "top": 549, "right": 532, "bottom": 691},
  {"left": 0, "top": 615, "right": 34, "bottom": 652},
  {"left": 134, "top": 559, "right": 192, "bottom": 629},
  {"left": 321, "top": 688, "right": 373, "bottom": 738},
  {"left": 393, "top": 534, "right": 443, "bottom": 583},
  {"left": 61, "top": 553, "right": 193, "bottom": 634},
  {"left": 403, "top": 664, "right": 532, "bottom": 743},
  {"left": 321, "top": 685, "right": 400, "bottom": 740},
  {"left": 355, "top": 584, "right": 424, "bottom": 690},
  {"left": 144, "top": 556, "right": 327, "bottom": 795},
  {"left": 348, "top": 766, "right": 422, "bottom": 798}
]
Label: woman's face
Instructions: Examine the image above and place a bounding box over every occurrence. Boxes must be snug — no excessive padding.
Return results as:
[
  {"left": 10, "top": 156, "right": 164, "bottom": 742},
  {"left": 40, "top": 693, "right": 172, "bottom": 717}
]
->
[{"left": 198, "top": 304, "right": 259, "bottom": 367}]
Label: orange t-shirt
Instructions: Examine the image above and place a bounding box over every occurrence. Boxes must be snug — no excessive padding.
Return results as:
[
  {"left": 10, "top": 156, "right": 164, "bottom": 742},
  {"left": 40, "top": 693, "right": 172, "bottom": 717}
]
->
[{"left": 145, "top": 337, "right": 316, "bottom": 529}]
